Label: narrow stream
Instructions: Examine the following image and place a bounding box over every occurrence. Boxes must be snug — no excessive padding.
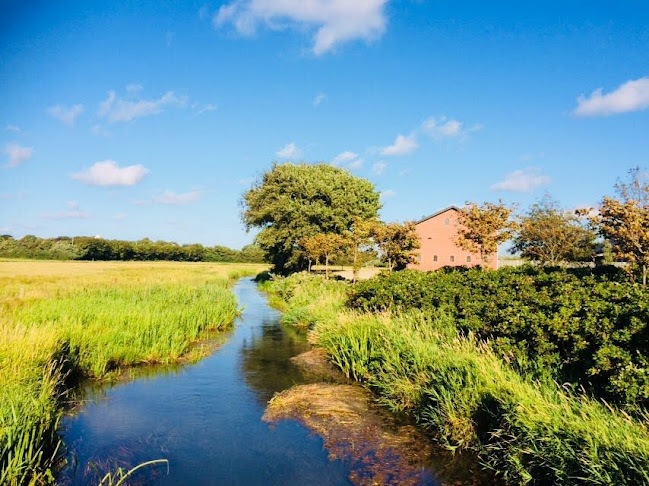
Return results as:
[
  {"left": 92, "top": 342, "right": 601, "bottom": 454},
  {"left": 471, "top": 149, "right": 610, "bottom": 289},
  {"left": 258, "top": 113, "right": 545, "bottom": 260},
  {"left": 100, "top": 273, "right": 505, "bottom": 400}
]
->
[{"left": 56, "top": 279, "right": 471, "bottom": 485}]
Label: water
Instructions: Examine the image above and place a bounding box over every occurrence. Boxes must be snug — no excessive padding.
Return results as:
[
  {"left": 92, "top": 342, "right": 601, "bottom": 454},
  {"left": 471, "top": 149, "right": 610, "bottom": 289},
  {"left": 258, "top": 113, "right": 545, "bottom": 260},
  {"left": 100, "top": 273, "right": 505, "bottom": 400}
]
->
[{"left": 57, "top": 279, "right": 445, "bottom": 485}]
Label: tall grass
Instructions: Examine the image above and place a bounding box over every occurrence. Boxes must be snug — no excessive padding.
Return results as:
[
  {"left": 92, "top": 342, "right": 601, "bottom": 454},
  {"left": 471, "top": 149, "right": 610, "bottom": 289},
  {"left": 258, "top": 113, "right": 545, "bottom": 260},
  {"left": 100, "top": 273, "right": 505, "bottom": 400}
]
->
[
  {"left": 0, "top": 260, "right": 264, "bottom": 485},
  {"left": 265, "top": 273, "right": 649, "bottom": 485}
]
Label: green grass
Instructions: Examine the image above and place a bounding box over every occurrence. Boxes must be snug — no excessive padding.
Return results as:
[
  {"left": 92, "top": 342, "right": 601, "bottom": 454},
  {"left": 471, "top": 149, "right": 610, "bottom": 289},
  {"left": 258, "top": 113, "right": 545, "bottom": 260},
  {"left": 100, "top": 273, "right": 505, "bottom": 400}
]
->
[
  {"left": 265, "top": 273, "right": 649, "bottom": 485},
  {"left": 0, "top": 260, "right": 264, "bottom": 485}
]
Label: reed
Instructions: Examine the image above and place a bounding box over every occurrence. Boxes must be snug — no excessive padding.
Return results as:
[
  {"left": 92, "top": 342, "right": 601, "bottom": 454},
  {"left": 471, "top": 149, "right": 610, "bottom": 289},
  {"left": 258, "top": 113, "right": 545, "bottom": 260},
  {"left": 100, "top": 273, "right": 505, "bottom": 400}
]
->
[
  {"left": 266, "top": 273, "right": 649, "bottom": 485},
  {"left": 0, "top": 260, "right": 264, "bottom": 485}
]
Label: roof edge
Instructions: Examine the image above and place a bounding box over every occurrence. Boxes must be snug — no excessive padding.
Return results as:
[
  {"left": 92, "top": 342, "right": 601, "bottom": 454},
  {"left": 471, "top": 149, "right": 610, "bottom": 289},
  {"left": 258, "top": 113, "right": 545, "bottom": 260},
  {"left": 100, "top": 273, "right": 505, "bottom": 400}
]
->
[{"left": 415, "top": 205, "right": 461, "bottom": 224}]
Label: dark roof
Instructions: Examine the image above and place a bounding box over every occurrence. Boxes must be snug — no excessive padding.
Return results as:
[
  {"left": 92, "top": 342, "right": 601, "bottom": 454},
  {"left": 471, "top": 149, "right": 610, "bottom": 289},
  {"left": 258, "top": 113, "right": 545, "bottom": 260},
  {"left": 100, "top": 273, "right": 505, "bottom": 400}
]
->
[{"left": 415, "top": 205, "right": 461, "bottom": 225}]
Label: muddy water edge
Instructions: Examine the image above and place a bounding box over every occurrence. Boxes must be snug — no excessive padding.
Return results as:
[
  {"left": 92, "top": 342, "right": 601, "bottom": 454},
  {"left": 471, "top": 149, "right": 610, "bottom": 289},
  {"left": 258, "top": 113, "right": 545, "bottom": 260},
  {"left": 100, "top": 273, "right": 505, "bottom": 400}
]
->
[{"left": 56, "top": 278, "right": 493, "bottom": 485}]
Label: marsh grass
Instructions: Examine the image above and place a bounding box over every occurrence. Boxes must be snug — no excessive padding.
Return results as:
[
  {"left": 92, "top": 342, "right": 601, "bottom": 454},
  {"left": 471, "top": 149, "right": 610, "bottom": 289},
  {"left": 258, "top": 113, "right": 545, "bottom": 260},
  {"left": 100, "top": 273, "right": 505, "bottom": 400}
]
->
[
  {"left": 0, "top": 260, "right": 264, "bottom": 485},
  {"left": 266, "top": 273, "right": 649, "bottom": 485}
]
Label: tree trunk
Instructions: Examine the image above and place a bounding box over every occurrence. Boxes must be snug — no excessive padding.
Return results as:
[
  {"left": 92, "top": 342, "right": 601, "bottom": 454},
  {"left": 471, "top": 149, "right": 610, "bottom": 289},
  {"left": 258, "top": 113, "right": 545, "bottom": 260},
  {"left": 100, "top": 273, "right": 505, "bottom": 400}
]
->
[
  {"left": 643, "top": 264, "right": 647, "bottom": 287},
  {"left": 325, "top": 254, "right": 329, "bottom": 280}
]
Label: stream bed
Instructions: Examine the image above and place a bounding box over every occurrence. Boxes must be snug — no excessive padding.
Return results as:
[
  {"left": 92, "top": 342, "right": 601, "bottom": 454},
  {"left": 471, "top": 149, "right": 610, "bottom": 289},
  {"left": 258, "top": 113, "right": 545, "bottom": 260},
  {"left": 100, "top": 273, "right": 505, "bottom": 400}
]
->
[{"left": 57, "top": 278, "right": 486, "bottom": 485}]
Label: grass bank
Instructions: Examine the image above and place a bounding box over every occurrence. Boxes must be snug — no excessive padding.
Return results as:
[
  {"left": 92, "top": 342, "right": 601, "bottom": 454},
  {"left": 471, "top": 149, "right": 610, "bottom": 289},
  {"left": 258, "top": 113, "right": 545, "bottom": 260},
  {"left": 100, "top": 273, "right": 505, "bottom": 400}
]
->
[
  {"left": 262, "top": 273, "right": 649, "bottom": 485},
  {"left": 1, "top": 260, "right": 264, "bottom": 485}
]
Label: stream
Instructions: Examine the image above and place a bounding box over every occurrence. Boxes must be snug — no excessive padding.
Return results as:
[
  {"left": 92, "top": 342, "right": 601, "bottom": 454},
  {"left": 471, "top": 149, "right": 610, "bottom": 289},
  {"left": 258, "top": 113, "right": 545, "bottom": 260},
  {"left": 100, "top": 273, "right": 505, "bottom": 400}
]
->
[{"left": 57, "top": 278, "right": 481, "bottom": 485}]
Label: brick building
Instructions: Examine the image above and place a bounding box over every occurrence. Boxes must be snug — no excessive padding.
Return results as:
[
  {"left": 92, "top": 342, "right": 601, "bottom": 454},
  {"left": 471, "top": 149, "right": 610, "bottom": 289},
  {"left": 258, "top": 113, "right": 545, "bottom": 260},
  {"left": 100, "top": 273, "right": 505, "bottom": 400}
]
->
[{"left": 407, "top": 206, "right": 498, "bottom": 271}]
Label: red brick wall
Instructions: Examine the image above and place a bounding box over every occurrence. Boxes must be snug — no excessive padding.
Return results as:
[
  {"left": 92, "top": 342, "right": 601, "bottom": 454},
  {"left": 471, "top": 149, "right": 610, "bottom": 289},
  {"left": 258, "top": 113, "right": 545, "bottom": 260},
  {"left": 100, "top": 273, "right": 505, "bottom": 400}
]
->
[{"left": 407, "top": 207, "right": 498, "bottom": 271}]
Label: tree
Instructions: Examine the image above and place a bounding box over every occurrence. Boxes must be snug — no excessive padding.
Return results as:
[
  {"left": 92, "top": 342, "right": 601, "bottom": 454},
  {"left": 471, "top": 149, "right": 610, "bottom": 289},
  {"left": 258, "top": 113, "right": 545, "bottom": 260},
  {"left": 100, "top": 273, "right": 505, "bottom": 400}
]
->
[
  {"left": 456, "top": 200, "right": 517, "bottom": 265},
  {"left": 593, "top": 167, "right": 649, "bottom": 284},
  {"left": 511, "top": 195, "right": 595, "bottom": 265},
  {"left": 300, "top": 233, "right": 347, "bottom": 278},
  {"left": 241, "top": 163, "right": 381, "bottom": 274},
  {"left": 344, "top": 217, "right": 377, "bottom": 282},
  {"left": 373, "top": 221, "right": 420, "bottom": 271}
]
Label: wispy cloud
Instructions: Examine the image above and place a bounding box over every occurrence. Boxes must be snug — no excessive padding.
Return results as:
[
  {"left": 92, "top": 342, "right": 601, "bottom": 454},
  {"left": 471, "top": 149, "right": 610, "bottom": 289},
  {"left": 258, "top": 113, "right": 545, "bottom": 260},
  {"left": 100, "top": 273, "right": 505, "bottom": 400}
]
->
[
  {"left": 213, "top": 0, "right": 390, "bottom": 55},
  {"left": 153, "top": 190, "right": 201, "bottom": 205},
  {"left": 42, "top": 202, "right": 91, "bottom": 220},
  {"left": 3, "top": 143, "right": 34, "bottom": 168},
  {"left": 313, "top": 92, "right": 327, "bottom": 107},
  {"left": 114, "top": 213, "right": 129, "bottom": 220},
  {"left": 193, "top": 103, "right": 218, "bottom": 115},
  {"left": 574, "top": 77, "right": 649, "bottom": 117},
  {"left": 371, "top": 161, "right": 387, "bottom": 175},
  {"left": 331, "top": 151, "right": 358, "bottom": 165},
  {"left": 422, "top": 116, "right": 481, "bottom": 139},
  {"left": 490, "top": 167, "right": 551, "bottom": 192},
  {"left": 71, "top": 160, "right": 150, "bottom": 187},
  {"left": 276, "top": 142, "right": 302, "bottom": 159},
  {"left": 5, "top": 125, "right": 20, "bottom": 132},
  {"left": 380, "top": 133, "right": 418, "bottom": 156},
  {"left": 519, "top": 152, "right": 545, "bottom": 162},
  {"left": 380, "top": 189, "right": 396, "bottom": 200},
  {"left": 98, "top": 89, "right": 186, "bottom": 123},
  {"left": 48, "top": 104, "right": 84, "bottom": 126}
]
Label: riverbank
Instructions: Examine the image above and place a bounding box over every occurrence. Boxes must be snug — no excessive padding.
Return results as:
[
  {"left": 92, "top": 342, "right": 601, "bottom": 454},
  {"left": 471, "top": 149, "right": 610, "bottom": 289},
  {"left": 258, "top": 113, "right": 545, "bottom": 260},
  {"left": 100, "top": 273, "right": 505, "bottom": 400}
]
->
[
  {"left": 0, "top": 260, "right": 264, "bottom": 485},
  {"left": 261, "top": 272, "right": 649, "bottom": 485}
]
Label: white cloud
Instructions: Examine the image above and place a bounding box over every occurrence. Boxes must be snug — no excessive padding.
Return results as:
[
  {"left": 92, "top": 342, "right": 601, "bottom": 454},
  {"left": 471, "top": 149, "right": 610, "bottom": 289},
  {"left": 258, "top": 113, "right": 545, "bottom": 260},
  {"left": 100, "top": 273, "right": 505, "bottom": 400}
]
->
[
  {"left": 313, "top": 92, "right": 327, "bottom": 107},
  {"left": 3, "top": 143, "right": 34, "bottom": 168},
  {"left": 380, "top": 133, "right": 418, "bottom": 156},
  {"left": 331, "top": 150, "right": 358, "bottom": 165},
  {"left": 421, "top": 116, "right": 481, "bottom": 139},
  {"left": 71, "top": 160, "right": 150, "bottom": 187},
  {"left": 5, "top": 125, "right": 20, "bottom": 132},
  {"left": 213, "top": 0, "right": 390, "bottom": 55},
  {"left": 91, "top": 124, "right": 112, "bottom": 137},
  {"left": 519, "top": 152, "right": 545, "bottom": 162},
  {"left": 98, "top": 89, "right": 186, "bottom": 123},
  {"left": 574, "top": 77, "right": 649, "bottom": 117},
  {"left": 194, "top": 103, "right": 218, "bottom": 115},
  {"left": 380, "top": 189, "right": 396, "bottom": 200},
  {"left": 126, "top": 83, "right": 143, "bottom": 93},
  {"left": 372, "top": 161, "right": 387, "bottom": 175},
  {"left": 153, "top": 190, "right": 201, "bottom": 205},
  {"left": 48, "top": 104, "right": 84, "bottom": 126},
  {"left": 490, "top": 167, "right": 551, "bottom": 192},
  {"left": 276, "top": 142, "right": 302, "bottom": 159},
  {"left": 114, "top": 213, "right": 129, "bottom": 220}
]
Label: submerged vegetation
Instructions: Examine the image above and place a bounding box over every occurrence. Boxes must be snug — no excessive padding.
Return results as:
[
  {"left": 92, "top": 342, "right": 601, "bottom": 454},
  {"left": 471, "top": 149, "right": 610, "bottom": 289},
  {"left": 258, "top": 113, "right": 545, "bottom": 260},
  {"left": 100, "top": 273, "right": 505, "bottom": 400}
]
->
[
  {"left": 0, "top": 260, "right": 263, "bottom": 485},
  {"left": 263, "top": 271, "right": 649, "bottom": 485}
]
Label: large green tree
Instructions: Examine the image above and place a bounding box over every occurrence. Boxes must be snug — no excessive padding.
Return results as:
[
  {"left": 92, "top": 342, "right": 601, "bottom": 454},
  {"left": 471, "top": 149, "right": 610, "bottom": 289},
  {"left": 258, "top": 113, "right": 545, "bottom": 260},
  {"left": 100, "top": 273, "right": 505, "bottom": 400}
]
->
[
  {"left": 241, "top": 163, "right": 381, "bottom": 274},
  {"left": 512, "top": 195, "right": 595, "bottom": 265}
]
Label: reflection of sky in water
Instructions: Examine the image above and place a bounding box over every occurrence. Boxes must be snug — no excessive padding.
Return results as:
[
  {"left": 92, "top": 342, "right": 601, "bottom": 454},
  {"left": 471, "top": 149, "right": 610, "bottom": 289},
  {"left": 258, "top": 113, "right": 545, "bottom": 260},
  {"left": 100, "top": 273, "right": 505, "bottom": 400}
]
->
[{"left": 58, "top": 279, "right": 353, "bottom": 485}]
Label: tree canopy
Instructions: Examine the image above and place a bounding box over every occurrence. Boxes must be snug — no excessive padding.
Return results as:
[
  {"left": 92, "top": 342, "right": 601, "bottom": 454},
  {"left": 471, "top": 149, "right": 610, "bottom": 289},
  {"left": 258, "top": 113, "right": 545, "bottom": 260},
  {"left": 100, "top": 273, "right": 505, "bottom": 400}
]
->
[
  {"left": 373, "top": 221, "right": 420, "bottom": 271},
  {"left": 512, "top": 195, "right": 595, "bottom": 265},
  {"left": 241, "top": 163, "right": 381, "bottom": 274},
  {"left": 456, "top": 200, "right": 517, "bottom": 265}
]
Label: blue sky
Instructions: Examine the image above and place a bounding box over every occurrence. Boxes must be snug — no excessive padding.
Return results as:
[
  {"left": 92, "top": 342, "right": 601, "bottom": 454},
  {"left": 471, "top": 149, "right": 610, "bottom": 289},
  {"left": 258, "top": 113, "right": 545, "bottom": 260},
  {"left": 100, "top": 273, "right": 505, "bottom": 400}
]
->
[{"left": 1, "top": 1, "right": 648, "bottom": 248}]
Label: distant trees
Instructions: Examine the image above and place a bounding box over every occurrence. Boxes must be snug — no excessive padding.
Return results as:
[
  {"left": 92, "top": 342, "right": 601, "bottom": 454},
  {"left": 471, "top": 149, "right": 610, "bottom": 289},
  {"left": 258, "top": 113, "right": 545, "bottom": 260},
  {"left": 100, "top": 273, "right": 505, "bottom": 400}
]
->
[
  {"left": 456, "top": 200, "right": 517, "bottom": 265},
  {"left": 241, "top": 163, "right": 381, "bottom": 274},
  {"left": 512, "top": 195, "right": 595, "bottom": 265},
  {"left": 0, "top": 235, "right": 265, "bottom": 263}
]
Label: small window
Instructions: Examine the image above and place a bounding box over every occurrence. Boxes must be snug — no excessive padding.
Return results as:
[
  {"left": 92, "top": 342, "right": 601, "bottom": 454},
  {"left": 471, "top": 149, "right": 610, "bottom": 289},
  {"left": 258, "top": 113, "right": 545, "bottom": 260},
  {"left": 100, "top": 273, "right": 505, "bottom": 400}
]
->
[
  {"left": 467, "top": 256, "right": 472, "bottom": 263},
  {"left": 433, "top": 255, "right": 438, "bottom": 262},
  {"left": 450, "top": 255, "right": 455, "bottom": 263},
  {"left": 444, "top": 218, "right": 450, "bottom": 226}
]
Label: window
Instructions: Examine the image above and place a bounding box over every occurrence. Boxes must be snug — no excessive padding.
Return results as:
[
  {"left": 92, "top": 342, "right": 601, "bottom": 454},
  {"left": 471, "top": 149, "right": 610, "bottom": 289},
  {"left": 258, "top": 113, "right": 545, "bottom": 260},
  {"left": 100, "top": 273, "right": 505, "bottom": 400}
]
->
[
  {"left": 433, "top": 255, "right": 438, "bottom": 262},
  {"left": 467, "top": 256, "right": 471, "bottom": 263},
  {"left": 450, "top": 255, "right": 455, "bottom": 263},
  {"left": 444, "top": 217, "right": 450, "bottom": 226}
]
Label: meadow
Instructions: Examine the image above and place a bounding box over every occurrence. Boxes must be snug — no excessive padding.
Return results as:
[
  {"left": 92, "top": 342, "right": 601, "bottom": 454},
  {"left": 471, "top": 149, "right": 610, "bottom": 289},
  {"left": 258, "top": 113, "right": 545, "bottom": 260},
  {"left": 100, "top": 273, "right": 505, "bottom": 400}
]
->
[
  {"left": 261, "top": 272, "right": 649, "bottom": 485},
  {"left": 0, "top": 260, "right": 264, "bottom": 485}
]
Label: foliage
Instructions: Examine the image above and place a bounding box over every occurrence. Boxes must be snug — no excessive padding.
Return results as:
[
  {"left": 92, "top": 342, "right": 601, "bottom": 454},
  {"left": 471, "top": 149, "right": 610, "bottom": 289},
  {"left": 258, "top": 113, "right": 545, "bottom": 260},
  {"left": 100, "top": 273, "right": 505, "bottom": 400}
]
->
[
  {"left": 372, "top": 221, "right": 420, "bottom": 271},
  {"left": 241, "top": 163, "right": 381, "bottom": 274},
  {"left": 512, "top": 195, "right": 596, "bottom": 264},
  {"left": 299, "top": 233, "right": 347, "bottom": 278},
  {"left": 456, "top": 200, "right": 517, "bottom": 264},
  {"left": 264, "top": 273, "right": 649, "bottom": 485},
  {"left": 593, "top": 167, "right": 649, "bottom": 284},
  {"left": 345, "top": 217, "right": 377, "bottom": 281},
  {"left": 0, "top": 235, "right": 266, "bottom": 263},
  {"left": 0, "top": 261, "right": 260, "bottom": 485},
  {"left": 347, "top": 266, "right": 648, "bottom": 410}
]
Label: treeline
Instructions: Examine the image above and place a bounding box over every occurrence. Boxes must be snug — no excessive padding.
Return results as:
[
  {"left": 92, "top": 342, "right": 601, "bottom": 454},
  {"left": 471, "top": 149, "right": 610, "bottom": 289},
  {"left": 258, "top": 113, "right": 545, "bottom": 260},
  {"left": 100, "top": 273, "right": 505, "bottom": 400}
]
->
[{"left": 0, "top": 235, "right": 266, "bottom": 263}]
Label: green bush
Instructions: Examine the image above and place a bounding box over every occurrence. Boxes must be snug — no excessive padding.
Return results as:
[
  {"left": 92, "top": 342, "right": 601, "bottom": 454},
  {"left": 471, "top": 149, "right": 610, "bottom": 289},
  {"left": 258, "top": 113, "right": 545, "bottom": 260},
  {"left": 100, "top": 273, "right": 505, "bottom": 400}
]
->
[{"left": 348, "top": 266, "right": 649, "bottom": 410}]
